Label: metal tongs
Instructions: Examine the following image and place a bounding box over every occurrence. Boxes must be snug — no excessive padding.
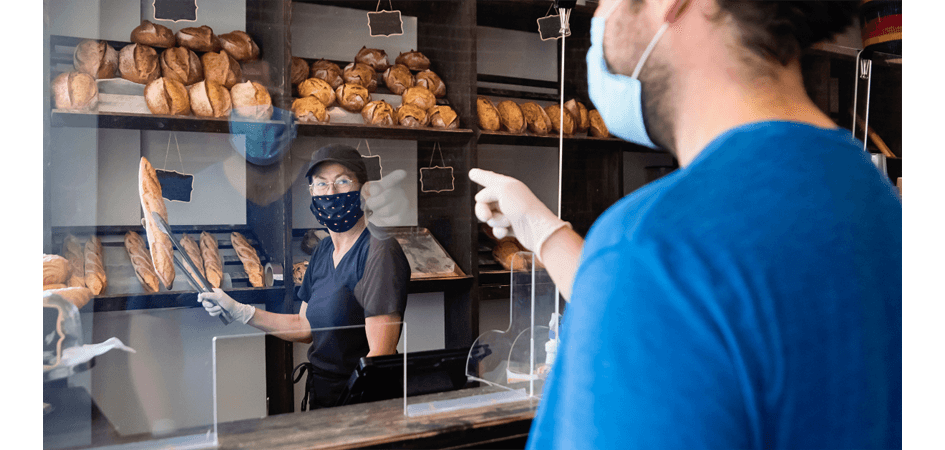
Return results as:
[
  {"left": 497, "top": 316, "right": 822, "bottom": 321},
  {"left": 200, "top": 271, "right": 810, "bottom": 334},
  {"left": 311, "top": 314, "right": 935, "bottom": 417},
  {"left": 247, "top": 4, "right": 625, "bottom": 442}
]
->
[{"left": 151, "top": 211, "right": 233, "bottom": 325}]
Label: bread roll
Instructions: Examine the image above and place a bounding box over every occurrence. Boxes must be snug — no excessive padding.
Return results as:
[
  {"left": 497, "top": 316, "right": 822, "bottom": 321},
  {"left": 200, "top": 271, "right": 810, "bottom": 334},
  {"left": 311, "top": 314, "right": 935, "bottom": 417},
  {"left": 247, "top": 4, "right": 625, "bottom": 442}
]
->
[
  {"left": 200, "top": 231, "right": 223, "bottom": 289},
  {"left": 546, "top": 104, "right": 575, "bottom": 136},
  {"left": 354, "top": 46, "right": 390, "bottom": 72},
  {"left": 300, "top": 229, "right": 321, "bottom": 255},
  {"left": 588, "top": 109, "right": 609, "bottom": 137},
  {"left": 291, "top": 96, "right": 329, "bottom": 124},
  {"left": 201, "top": 50, "right": 241, "bottom": 89},
  {"left": 44, "top": 254, "right": 72, "bottom": 287},
  {"left": 292, "top": 261, "right": 308, "bottom": 285},
  {"left": 298, "top": 77, "right": 336, "bottom": 107},
  {"left": 119, "top": 43, "right": 160, "bottom": 85},
  {"left": 310, "top": 59, "right": 344, "bottom": 89},
  {"left": 382, "top": 64, "right": 414, "bottom": 95},
  {"left": 84, "top": 235, "right": 107, "bottom": 295},
  {"left": 139, "top": 157, "right": 175, "bottom": 289},
  {"left": 124, "top": 230, "right": 160, "bottom": 293},
  {"left": 62, "top": 235, "right": 86, "bottom": 288},
  {"left": 46, "top": 286, "right": 94, "bottom": 310},
  {"left": 343, "top": 62, "right": 378, "bottom": 92},
  {"left": 291, "top": 57, "right": 309, "bottom": 85},
  {"left": 131, "top": 20, "right": 176, "bottom": 48},
  {"left": 179, "top": 234, "right": 206, "bottom": 279},
  {"left": 160, "top": 47, "right": 203, "bottom": 86},
  {"left": 402, "top": 86, "right": 436, "bottom": 111},
  {"left": 231, "top": 232, "right": 264, "bottom": 287},
  {"left": 497, "top": 100, "right": 526, "bottom": 134},
  {"left": 520, "top": 102, "right": 552, "bottom": 135},
  {"left": 415, "top": 70, "right": 446, "bottom": 98},
  {"left": 493, "top": 238, "right": 530, "bottom": 272},
  {"left": 51, "top": 72, "right": 98, "bottom": 111},
  {"left": 564, "top": 99, "right": 590, "bottom": 133},
  {"left": 335, "top": 83, "right": 371, "bottom": 112},
  {"left": 361, "top": 100, "right": 395, "bottom": 126},
  {"left": 189, "top": 80, "right": 232, "bottom": 118},
  {"left": 230, "top": 80, "right": 273, "bottom": 120},
  {"left": 395, "top": 104, "right": 428, "bottom": 128},
  {"left": 218, "top": 30, "right": 260, "bottom": 62},
  {"left": 145, "top": 77, "right": 192, "bottom": 115},
  {"left": 395, "top": 50, "right": 430, "bottom": 71},
  {"left": 176, "top": 25, "right": 221, "bottom": 53},
  {"left": 428, "top": 105, "right": 459, "bottom": 129},
  {"left": 476, "top": 96, "right": 501, "bottom": 132},
  {"left": 73, "top": 39, "right": 118, "bottom": 79}
]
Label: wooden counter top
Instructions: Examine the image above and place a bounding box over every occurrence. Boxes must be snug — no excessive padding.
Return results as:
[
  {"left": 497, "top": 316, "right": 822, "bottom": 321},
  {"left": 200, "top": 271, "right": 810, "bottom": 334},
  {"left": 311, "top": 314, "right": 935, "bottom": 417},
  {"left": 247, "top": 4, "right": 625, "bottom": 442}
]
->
[{"left": 216, "top": 386, "right": 540, "bottom": 449}]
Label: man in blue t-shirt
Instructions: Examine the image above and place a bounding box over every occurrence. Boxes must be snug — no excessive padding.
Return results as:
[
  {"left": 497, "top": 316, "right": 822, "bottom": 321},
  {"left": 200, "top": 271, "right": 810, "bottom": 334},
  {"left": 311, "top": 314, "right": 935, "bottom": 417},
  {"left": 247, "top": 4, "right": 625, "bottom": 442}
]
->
[{"left": 470, "top": 0, "right": 900, "bottom": 448}]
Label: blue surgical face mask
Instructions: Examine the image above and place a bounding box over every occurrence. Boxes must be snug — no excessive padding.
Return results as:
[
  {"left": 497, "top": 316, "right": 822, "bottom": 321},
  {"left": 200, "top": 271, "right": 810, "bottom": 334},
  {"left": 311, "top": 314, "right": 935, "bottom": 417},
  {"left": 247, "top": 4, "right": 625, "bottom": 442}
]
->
[
  {"left": 310, "top": 191, "right": 364, "bottom": 233},
  {"left": 587, "top": 0, "right": 670, "bottom": 149}
]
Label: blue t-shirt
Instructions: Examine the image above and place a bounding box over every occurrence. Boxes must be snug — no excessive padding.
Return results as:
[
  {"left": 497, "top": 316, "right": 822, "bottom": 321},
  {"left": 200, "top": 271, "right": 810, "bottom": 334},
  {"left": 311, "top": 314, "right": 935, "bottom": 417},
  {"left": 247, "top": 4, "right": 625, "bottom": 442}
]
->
[{"left": 527, "top": 122, "right": 902, "bottom": 449}]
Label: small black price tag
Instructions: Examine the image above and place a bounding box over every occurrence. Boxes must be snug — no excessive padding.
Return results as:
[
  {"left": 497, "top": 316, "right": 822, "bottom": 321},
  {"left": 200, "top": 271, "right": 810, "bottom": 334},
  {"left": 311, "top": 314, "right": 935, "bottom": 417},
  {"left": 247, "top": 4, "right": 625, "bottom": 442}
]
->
[
  {"left": 419, "top": 166, "right": 455, "bottom": 193},
  {"left": 537, "top": 14, "right": 571, "bottom": 41},
  {"left": 156, "top": 169, "right": 195, "bottom": 203},
  {"left": 367, "top": 10, "right": 404, "bottom": 37},
  {"left": 153, "top": 0, "right": 198, "bottom": 22},
  {"left": 362, "top": 155, "right": 383, "bottom": 182}
]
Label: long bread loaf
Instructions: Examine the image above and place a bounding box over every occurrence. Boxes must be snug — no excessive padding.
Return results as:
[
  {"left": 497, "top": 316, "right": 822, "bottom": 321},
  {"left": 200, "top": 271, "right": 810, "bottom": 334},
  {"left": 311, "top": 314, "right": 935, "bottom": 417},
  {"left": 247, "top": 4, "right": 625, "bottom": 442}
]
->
[
  {"left": 231, "top": 232, "right": 264, "bottom": 287},
  {"left": 84, "top": 235, "right": 107, "bottom": 295},
  {"left": 124, "top": 231, "right": 160, "bottom": 293},
  {"left": 180, "top": 233, "right": 206, "bottom": 279},
  {"left": 139, "top": 157, "right": 175, "bottom": 289},
  {"left": 62, "top": 235, "right": 86, "bottom": 288},
  {"left": 200, "top": 231, "right": 223, "bottom": 288}
]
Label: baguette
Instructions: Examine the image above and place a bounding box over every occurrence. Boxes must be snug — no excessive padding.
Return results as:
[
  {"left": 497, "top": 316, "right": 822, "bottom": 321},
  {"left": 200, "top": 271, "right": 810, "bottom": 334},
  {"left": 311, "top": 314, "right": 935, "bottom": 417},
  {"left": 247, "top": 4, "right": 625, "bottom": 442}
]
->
[
  {"left": 62, "top": 235, "right": 86, "bottom": 288},
  {"left": 180, "top": 234, "right": 206, "bottom": 279},
  {"left": 231, "top": 232, "right": 264, "bottom": 287},
  {"left": 124, "top": 231, "right": 160, "bottom": 293},
  {"left": 84, "top": 235, "right": 107, "bottom": 295},
  {"left": 46, "top": 286, "right": 94, "bottom": 310},
  {"left": 139, "top": 157, "right": 176, "bottom": 289},
  {"left": 200, "top": 232, "right": 224, "bottom": 289}
]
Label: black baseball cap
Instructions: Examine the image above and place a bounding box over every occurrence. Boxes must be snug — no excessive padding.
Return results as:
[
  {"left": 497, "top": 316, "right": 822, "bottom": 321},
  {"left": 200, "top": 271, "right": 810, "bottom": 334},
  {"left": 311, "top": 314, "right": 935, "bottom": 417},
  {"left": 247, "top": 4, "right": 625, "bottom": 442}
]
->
[{"left": 305, "top": 144, "right": 369, "bottom": 184}]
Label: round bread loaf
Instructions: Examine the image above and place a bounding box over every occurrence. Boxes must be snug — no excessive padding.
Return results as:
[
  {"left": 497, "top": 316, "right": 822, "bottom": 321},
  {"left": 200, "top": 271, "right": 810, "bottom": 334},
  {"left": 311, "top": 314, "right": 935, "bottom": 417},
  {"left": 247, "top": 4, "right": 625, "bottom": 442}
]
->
[
  {"left": 160, "top": 47, "right": 203, "bottom": 86},
  {"left": 230, "top": 80, "right": 273, "bottom": 120},
  {"left": 310, "top": 59, "right": 344, "bottom": 89},
  {"left": 73, "top": 39, "right": 118, "bottom": 79},
  {"left": 291, "top": 96, "right": 329, "bottom": 123},
  {"left": 201, "top": 50, "right": 241, "bottom": 89},
  {"left": 43, "top": 254, "right": 72, "bottom": 286},
  {"left": 497, "top": 100, "right": 526, "bottom": 134},
  {"left": 476, "top": 96, "right": 501, "bottom": 132},
  {"left": 588, "top": 109, "right": 609, "bottom": 137},
  {"left": 335, "top": 83, "right": 371, "bottom": 112},
  {"left": 298, "top": 77, "right": 336, "bottom": 107},
  {"left": 218, "top": 30, "right": 260, "bottom": 62},
  {"left": 145, "top": 77, "right": 192, "bottom": 115},
  {"left": 395, "top": 104, "right": 428, "bottom": 128},
  {"left": 564, "top": 99, "right": 590, "bottom": 133},
  {"left": 291, "top": 57, "right": 309, "bottom": 85},
  {"left": 361, "top": 100, "right": 395, "bottom": 126},
  {"left": 343, "top": 62, "right": 378, "bottom": 92},
  {"left": 118, "top": 43, "right": 160, "bottom": 85},
  {"left": 520, "top": 102, "right": 552, "bottom": 135},
  {"left": 402, "top": 86, "right": 436, "bottom": 111},
  {"left": 130, "top": 20, "right": 176, "bottom": 48},
  {"left": 395, "top": 50, "right": 430, "bottom": 71},
  {"left": 545, "top": 104, "right": 575, "bottom": 136},
  {"left": 188, "top": 80, "right": 232, "bottom": 118},
  {"left": 354, "top": 46, "right": 390, "bottom": 72},
  {"left": 382, "top": 64, "right": 414, "bottom": 95},
  {"left": 176, "top": 25, "right": 221, "bottom": 53},
  {"left": 414, "top": 70, "right": 446, "bottom": 98},
  {"left": 51, "top": 71, "right": 99, "bottom": 111},
  {"left": 429, "top": 105, "right": 459, "bottom": 129}
]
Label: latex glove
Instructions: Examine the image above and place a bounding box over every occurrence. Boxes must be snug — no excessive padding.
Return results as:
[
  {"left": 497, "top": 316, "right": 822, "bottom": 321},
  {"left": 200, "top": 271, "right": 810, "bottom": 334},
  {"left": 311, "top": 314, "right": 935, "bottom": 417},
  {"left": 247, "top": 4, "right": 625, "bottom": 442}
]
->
[
  {"left": 469, "top": 168, "right": 571, "bottom": 261},
  {"left": 197, "top": 288, "right": 256, "bottom": 324},
  {"left": 362, "top": 169, "right": 410, "bottom": 226}
]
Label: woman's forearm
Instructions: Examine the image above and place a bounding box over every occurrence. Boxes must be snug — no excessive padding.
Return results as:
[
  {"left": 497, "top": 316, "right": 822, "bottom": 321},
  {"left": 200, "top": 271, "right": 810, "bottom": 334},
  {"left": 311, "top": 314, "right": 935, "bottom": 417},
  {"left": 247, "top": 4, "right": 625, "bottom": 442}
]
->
[
  {"left": 538, "top": 227, "right": 585, "bottom": 301},
  {"left": 247, "top": 308, "right": 313, "bottom": 343}
]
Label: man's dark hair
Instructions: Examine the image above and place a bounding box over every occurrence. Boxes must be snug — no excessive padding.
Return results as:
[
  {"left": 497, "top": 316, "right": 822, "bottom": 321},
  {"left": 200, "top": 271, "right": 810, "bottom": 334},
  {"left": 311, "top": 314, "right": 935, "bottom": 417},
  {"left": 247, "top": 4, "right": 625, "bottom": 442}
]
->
[{"left": 714, "top": 1, "right": 859, "bottom": 66}]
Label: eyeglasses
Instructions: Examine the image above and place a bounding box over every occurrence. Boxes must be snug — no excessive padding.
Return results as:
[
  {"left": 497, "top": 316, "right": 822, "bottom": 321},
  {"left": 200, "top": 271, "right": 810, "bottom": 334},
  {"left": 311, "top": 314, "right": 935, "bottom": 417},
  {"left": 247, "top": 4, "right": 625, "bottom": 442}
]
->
[{"left": 310, "top": 177, "right": 356, "bottom": 195}]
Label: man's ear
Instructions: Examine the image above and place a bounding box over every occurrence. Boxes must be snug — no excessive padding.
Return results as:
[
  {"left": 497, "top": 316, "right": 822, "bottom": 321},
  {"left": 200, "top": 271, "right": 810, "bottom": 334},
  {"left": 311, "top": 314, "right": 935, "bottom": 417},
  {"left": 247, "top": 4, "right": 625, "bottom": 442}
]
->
[{"left": 664, "top": 0, "right": 693, "bottom": 23}]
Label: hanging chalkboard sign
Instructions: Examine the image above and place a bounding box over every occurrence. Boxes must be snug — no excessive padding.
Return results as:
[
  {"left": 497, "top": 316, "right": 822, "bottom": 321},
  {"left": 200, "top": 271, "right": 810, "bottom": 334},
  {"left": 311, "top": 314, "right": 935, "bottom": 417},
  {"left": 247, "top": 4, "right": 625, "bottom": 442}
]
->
[
  {"left": 420, "top": 166, "right": 455, "bottom": 193},
  {"left": 153, "top": 0, "right": 198, "bottom": 23},
  {"left": 367, "top": 10, "right": 404, "bottom": 37},
  {"left": 156, "top": 169, "right": 195, "bottom": 203},
  {"left": 537, "top": 14, "right": 571, "bottom": 41},
  {"left": 362, "top": 155, "right": 383, "bottom": 182}
]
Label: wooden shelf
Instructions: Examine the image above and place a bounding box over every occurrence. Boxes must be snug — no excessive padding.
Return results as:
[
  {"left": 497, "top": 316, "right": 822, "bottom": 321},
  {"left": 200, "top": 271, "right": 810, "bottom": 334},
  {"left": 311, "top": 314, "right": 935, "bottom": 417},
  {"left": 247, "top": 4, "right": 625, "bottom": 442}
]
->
[
  {"left": 478, "top": 130, "right": 659, "bottom": 152},
  {"left": 297, "top": 122, "right": 475, "bottom": 140},
  {"left": 90, "top": 286, "right": 284, "bottom": 313}
]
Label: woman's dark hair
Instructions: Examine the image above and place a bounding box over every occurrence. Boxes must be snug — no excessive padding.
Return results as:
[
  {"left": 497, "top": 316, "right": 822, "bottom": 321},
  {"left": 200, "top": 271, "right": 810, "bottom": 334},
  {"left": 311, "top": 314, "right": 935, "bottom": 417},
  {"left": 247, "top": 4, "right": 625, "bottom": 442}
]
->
[{"left": 713, "top": 1, "right": 859, "bottom": 66}]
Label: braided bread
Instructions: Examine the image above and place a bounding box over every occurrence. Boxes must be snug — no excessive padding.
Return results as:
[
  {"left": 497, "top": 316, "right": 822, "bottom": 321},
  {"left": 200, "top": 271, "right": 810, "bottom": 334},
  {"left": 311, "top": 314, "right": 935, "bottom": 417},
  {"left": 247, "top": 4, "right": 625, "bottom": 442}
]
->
[
  {"left": 84, "top": 235, "right": 107, "bottom": 295},
  {"left": 62, "top": 235, "right": 86, "bottom": 288},
  {"left": 231, "top": 232, "right": 264, "bottom": 287},
  {"left": 139, "top": 157, "right": 175, "bottom": 289},
  {"left": 124, "top": 231, "right": 160, "bottom": 293},
  {"left": 200, "top": 231, "right": 223, "bottom": 288}
]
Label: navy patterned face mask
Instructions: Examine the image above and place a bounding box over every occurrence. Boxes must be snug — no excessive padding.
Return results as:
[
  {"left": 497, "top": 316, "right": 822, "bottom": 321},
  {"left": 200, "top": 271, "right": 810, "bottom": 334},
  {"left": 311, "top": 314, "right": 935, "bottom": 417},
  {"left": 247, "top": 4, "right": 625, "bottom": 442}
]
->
[{"left": 310, "top": 191, "right": 364, "bottom": 233}]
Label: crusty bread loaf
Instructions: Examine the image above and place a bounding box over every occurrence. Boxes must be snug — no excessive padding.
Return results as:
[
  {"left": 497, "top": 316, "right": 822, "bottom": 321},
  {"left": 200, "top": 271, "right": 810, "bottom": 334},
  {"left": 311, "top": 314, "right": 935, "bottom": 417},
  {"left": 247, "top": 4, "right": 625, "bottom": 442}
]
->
[
  {"left": 493, "top": 238, "right": 530, "bottom": 272},
  {"left": 402, "top": 86, "right": 436, "bottom": 111},
  {"left": 46, "top": 286, "right": 94, "bottom": 310},
  {"left": 520, "top": 102, "right": 552, "bottom": 135},
  {"left": 291, "top": 57, "right": 309, "bottom": 85},
  {"left": 545, "top": 104, "right": 575, "bottom": 136},
  {"left": 231, "top": 232, "right": 264, "bottom": 287},
  {"left": 73, "top": 39, "right": 118, "bottom": 79},
  {"left": 199, "top": 231, "right": 223, "bottom": 288},
  {"left": 179, "top": 234, "right": 206, "bottom": 279},
  {"left": 62, "top": 235, "right": 86, "bottom": 288},
  {"left": 51, "top": 72, "right": 99, "bottom": 111},
  {"left": 218, "top": 30, "right": 260, "bottom": 62},
  {"left": 124, "top": 230, "right": 160, "bottom": 293},
  {"left": 118, "top": 43, "right": 161, "bottom": 85},
  {"left": 564, "top": 99, "right": 589, "bottom": 133},
  {"left": 395, "top": 50, "right": 430, "bottom": 72},
  {"left": 354, "top": 46, "right": 390, "bottom": 72},
  {"left": 395, "top": 104, "right": 428, "bottom": 128},
  {"left": 476, "top": 96, "right": 501, "bottom": 132},
  {"left": 201, "top": 50, "right": 241, "bottom": 89},
  {"left": 43, "top": 283, "right": 68, "bottom": 291},
  {"left": 230, "top": 80, "right": 273, "bottom": 120},
  {"left": 310, "top": 59, "right": 344, "bottom": 89},
  {"left": 291, "top": 96, "right": 330, "bottom": 124},
  {"left": 160, "top": 47, "right": 203, "bottom": 86},
  {"left": 414, "top": 70, "right": 446, "bottom": 98},
  {"left": 335, "top": 83, "right": 371, "bottom": 112},
  {"left": 176, "top": 25, "right": 221, "bottom": 53},
  {"left": 84, "top": 235, "right": 107, "bottom": 295},
  {"left": 188, "top": 80, "right": 232, "bottom": 118},
  {"left": 588, "top": 109, "right": 609, "bottom": 137},
  {"left": 145, "top": 77, "right": 192, "bottom": 116},
  {"left": 361, "top": 100, "right": 395, "bottom": 126},
  {"left": 131, "top": 20, "right": 176, "bottom": 48},
  {"left": 292, "top": 261, "right": 308, "bottom": 285},
  {"left": 382, "top": 63, "right": 414, "bottom": 95},
  {"left": 429, "top": 105, "right": 459, "bottom": 129},
  {"left": 139, "top": 157, "right": 175, "bottom": 289},
  {"left": 343, "top": 62, "right": 378, "bottom": 92},
  {"left": 497, "top": 100, "right": 526, "bottom": 134},
  {"left": 43, "top": 254, "right": 72, "bottom": 287},
  {"left": 298, "top": 77, "right": 336, "bottom": 107}
]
